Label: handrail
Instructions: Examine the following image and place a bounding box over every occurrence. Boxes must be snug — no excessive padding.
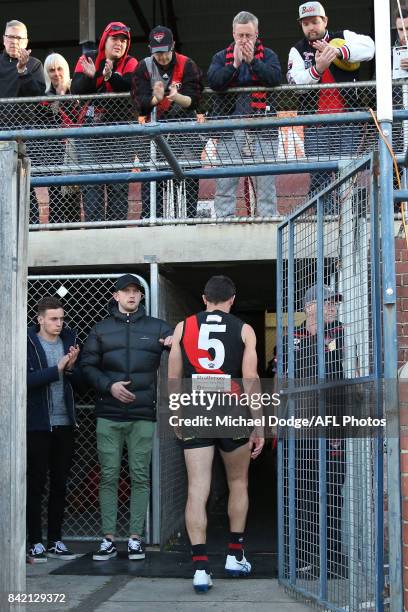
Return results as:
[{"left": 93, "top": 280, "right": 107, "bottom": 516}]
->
[{"left": 0, "top": 79, "right": 403, "bottom": 106}]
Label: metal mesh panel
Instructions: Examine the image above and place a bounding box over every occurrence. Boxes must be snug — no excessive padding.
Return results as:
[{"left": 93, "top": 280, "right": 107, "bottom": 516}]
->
[
  {"left": 157, "top": 275, "right": 201, "bottom": 547},
  {"left": 277, "top": 160, "right": 384, "bottom": 609},
  {"left": 0, "top": 81, "right": 401, "bottom": 227},
  {"left": 27, "top": 273, "right": 152, "bottom": 542}
]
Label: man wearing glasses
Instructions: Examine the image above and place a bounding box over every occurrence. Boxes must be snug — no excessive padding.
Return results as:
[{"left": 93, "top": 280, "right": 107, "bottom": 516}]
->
[{"left": 0, "top": 20, "right": 45, "bottom": 97}]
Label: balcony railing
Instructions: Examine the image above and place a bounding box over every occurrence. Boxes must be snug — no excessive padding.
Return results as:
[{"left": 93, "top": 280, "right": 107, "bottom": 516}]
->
[{"left": 0, "top": 80, "right": 405, "bottom": 228}]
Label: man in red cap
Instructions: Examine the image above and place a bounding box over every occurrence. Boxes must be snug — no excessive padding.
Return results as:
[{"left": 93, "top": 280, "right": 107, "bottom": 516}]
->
[{"left": 71, "top": 22, "right": 138, "bottom": 222}]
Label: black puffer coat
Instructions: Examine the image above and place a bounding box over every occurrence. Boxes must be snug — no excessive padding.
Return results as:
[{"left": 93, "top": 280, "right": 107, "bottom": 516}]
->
[{"left": 81, "top": 302, "right": 172, "bottom": 421}]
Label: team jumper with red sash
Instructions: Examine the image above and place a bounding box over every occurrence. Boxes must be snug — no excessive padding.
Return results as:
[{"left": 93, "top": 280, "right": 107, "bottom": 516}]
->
[
  {"left": 181, "top": 310, "right": 244, "bottom": 379},
  {"left": 131, "top": 52, "right": 203, "bottom": 219},
  {"left": 179, "top": 310, "right": 247, "bottom": 451},
  {"left": 131, "top": 52, "right": 203, "bottom": 120}
]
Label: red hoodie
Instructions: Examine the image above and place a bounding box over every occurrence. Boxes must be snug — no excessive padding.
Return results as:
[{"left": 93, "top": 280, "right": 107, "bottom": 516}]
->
[{"left": 71, "top": 21, "right": 138, "bottom": 95}]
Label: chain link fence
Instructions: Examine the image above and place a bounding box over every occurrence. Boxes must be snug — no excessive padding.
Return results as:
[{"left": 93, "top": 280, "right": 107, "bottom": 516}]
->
[
  {"left": 0, "top": 80, "right": 403, "bottom": 227},
  {"left": 27, "top": 273, "right": 153, "bottom": 542},
  {"left": 277, "top": 158, "right": 385, "bottom": 609}
]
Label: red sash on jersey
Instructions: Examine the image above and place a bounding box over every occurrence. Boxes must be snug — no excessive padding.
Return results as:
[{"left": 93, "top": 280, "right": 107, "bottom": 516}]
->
[
  {"left": 157, "top": 52, "right": 189, "bottom": 115},
  {"left": 182, "top": 314, "right": 242, "bottom": 396},
  {"left": 182, "top": 314, "right": 225, "bottom": 375}
]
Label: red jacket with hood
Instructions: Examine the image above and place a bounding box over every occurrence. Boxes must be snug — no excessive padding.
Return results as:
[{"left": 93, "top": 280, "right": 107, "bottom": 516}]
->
[{"left": 71, "top": 21, "right": 137, "bottom": 122}]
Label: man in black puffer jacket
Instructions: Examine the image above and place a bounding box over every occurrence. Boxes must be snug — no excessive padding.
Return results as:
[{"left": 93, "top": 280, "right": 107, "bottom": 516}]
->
[{"left": 81, "top": 274, "right": 172, "bottom": 562}]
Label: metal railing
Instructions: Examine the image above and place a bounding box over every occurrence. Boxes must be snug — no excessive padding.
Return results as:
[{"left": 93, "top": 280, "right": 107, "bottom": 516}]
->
[
  {"left": 277, "top": 156, "right": 385, "bottom": 610},
  {"left": 0, "top": 80, "right": 405, "bottom": 228}
]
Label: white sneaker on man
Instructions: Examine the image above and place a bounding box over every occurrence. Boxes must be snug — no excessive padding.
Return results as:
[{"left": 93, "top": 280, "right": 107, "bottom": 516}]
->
[
  {"left": 225, "top": 553, "right": 252, "bottom": 576},
  {"left": 193, "top": 569, "right": 213, "bottom": 593}
]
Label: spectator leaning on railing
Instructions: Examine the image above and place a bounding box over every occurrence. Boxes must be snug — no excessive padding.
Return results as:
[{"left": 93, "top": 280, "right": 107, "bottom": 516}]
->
[
  {"left": 41, "top": 53, "right": 82, "bottom": 225},
  {"left": 287, "top": 2, "right": 375, "bottom": 197},
  {"left": 131, "top": 26, "right": 204, "bottom": 219},
  {"left": 71, "top": 21, "right": 137, "bottom": 223},
  {"left": 207, "top": 10, "right": 281, "bottom": 218}
]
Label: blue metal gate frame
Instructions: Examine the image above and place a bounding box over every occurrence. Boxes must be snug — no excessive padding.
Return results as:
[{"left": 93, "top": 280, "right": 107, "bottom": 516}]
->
[{"left": 276, "top": 155, "right": 387, "bottom": 610}]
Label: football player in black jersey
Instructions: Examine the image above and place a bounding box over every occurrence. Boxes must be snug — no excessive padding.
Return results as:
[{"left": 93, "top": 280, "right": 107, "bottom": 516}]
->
[{"left": 168, "top": 275, "right": 264, "bottom": 592}]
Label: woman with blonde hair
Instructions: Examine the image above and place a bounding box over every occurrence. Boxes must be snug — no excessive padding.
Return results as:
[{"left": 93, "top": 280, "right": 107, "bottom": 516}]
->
[
  {"left": 42, "top": 53, "right": 81, "bottom": 225},
  {"left": 44, "top": 53, "right": 71, "bottom": 95}
]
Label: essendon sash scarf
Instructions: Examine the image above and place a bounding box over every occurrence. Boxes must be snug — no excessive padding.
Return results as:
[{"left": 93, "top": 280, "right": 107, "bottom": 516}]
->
[
  {"left": 154, "top": 52, "right": 189, "bottom": 116},
  {"left": 225, "top": 39, "right": 267, "bottom": 111}
]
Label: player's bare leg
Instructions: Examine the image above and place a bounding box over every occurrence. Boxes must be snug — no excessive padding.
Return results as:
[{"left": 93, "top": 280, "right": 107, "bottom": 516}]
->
[
  {"left": 184, "top": 445, "right": 214, "bottom": 592},
  {"left": 220, "top": 443, "right": 252, "bottom": 576}
]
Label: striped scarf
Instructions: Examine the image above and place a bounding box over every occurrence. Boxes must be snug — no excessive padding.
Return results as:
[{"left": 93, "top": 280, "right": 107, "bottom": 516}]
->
[{"left": 225, "top": 39, "right": 267, "bottom": 111}]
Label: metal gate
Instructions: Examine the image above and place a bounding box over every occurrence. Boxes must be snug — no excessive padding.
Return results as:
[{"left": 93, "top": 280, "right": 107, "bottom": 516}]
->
[
  {"left": 27, "top": 273, "right": 156, "bottom": 543},
  {"left": 276, "top": 157, "right": 386, "bottom": 610}
]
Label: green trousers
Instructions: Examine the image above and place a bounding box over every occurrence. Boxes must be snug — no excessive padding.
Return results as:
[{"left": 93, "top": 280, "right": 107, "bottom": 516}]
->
[{"left": 96, "top": 417, "right": 155, "bottom": 536}]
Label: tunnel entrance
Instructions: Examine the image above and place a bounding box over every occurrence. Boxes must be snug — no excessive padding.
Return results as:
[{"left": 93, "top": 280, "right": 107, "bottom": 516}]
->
[{"left": 158, "top": 261, "right": 277, "bottom": 572}]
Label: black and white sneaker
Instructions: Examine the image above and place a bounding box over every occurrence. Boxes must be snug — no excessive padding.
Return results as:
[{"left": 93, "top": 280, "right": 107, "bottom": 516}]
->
[
  {"left": 128, "top": 537, "right": 145, "bottom": 560},
  {"left": 92, "top": 538, "right": 117, "bottom": 561},
  {"left": 47, "top": 541, "right": 76, "bottom": 560},
  {"left": 28, "top": 543, "right": 48, "bottom": 563}
]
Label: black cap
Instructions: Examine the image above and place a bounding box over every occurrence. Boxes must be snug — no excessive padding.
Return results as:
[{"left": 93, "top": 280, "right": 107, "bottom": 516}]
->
[
  {"left": 149, "top": 26, "right": 174, "bottom": 53},
  {"left": 114, "top": 274, "right": 144, "bottom": 292}
]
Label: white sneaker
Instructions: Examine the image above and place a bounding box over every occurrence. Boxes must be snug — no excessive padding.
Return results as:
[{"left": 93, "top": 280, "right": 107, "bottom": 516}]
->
[
  {"left": 225, "top": 553, "right": 252, "bottom": 576},
  {"left": 193, "top": 569, "right": 213, "bottom": 593},
  {"left": 28, "top": 542, "right": 48, "bottom": 563}
]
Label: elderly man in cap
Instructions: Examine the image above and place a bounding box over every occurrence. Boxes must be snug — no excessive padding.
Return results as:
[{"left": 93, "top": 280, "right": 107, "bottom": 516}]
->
[
  {"left": 131, "top": 26, "right": 203, "bottom": 219},
  {"left": 81, "top": 274, "right": 172, "bottom": 561},
  {"left": 287, "top": 2, "right": 374, "bottom": 199},
  {"left": 281, "top": 284, "right": 347, "bottom": 579}
]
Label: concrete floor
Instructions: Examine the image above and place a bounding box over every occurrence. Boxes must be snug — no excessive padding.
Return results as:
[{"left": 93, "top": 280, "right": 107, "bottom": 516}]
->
[{"left": 25, "top": 555, "right": 313, "bottom": 612}]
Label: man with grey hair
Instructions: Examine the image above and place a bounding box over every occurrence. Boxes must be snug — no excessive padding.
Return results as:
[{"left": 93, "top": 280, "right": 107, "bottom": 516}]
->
[
  {"left": 0, "top": 20, "right": 45, "bottom": 97},
  {"left": 0, "top": 20, "right": 45, "bottom": 225},
  {"left": 208, "top": 11, "right": 281, "bottom": 218}
]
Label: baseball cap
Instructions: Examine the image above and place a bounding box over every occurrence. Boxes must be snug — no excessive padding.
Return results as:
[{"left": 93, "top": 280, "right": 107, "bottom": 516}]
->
[
  {"left": 149, "top": 26, "right": 174, "bottom": 53},
  {"left": 298, "top": 2, "right": 326, "bottom": 19},
  {"left": 114, "top": 274, "right": 144, "bottom": 292},
  {"left": 303, "top": 284, "right": 342, "bottom": 308}
]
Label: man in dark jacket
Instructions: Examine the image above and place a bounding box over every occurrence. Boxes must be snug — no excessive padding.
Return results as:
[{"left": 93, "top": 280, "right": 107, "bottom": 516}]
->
[
  {"left": 81, "top": 274, "right": 172, "bottom": 561},
  {"left": 207, "top": 11, "right": 281, "bottom": 217},
  {"left": 71, "top": 21, "right": 138, "bottom": 222},
  {"left": 131, "top": 26, "right": 204, "bottom": 219},
  {"left": 27, "top": 296, "right": 80, "bottom": 563},
  {"left": 281, "top": 284, "right": 346, "bottom": 579},
  {"left": 0, "top": 20, "right": 45, "bottom": 98},
  {"left": 0, "top": 20, "right": 46, "bottom": 225}
]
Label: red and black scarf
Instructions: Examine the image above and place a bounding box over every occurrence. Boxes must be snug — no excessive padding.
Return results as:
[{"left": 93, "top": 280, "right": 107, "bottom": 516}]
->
[{"left": 225, "top": 39, "right": 267, "bottom": 111}]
